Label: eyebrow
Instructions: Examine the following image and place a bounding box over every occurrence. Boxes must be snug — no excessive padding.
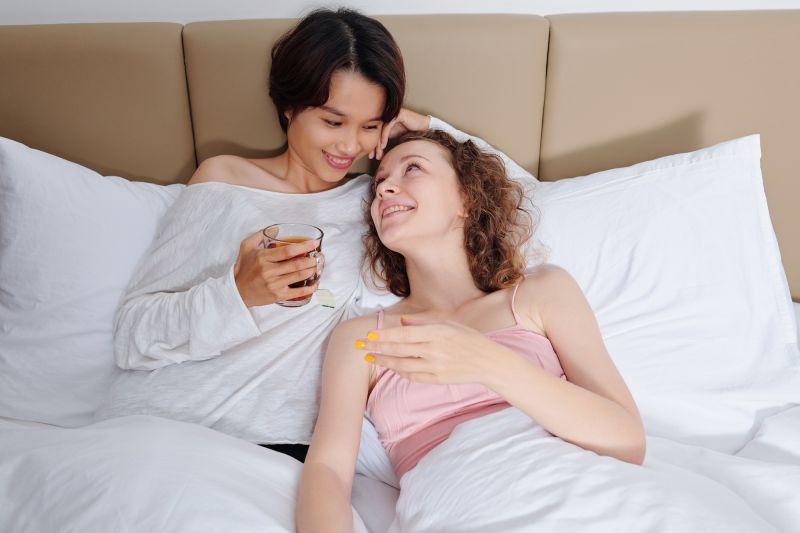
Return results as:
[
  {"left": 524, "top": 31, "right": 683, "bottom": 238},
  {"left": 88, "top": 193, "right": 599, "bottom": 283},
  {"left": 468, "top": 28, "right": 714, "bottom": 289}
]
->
[
  {"left": 375, "top": 154, "right": 431, "bottom": 180},
  {"left": 400, "top": 154, "right": 430, "bottom": 163},
  {"left": 320, "top": 105, "right": 382, "bottom": 122}
]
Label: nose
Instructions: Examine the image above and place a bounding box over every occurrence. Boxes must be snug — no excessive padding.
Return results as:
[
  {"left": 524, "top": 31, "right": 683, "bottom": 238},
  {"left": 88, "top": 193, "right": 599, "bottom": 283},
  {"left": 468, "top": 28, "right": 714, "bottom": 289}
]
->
[
  {"left": 336, "top": 127, "right": 359, "bottom": 156},
  {"left": 376, "top": 177, "right": 399, "bottom": 197}
]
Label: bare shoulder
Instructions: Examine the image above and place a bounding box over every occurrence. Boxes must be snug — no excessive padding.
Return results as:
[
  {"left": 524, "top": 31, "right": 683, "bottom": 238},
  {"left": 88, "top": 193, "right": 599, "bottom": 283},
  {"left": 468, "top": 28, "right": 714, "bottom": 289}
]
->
[
  {"left": 187, "top": 155, "right": 247, "bottom": 185},
  {"left": 328, "top": 315, "right": 380, "bottom": 359},
  {"left": 520, "top": 263, "right": 581, "bottom": 298},
  {"left": 332, "top": 315, "right": 378, "bottom": 340},
  {"left": 516, "top": 265, "right": 585, "bottom": 325},
  {"left": 325, "top": 315, "right": 376, "bottom": 385},
  {"left": 189, "top": 155, "right": 291, "bottom": 192}
]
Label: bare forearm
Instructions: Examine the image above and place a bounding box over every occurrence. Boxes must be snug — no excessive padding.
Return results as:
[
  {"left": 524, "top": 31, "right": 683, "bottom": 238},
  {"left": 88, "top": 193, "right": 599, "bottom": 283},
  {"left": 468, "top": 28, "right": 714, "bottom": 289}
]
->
[
  {"left": 296, "top": 463, "right": 353, "bottom": 533},
  {"left": 485, "top": 352, "right": 645, "bottom": 465}
]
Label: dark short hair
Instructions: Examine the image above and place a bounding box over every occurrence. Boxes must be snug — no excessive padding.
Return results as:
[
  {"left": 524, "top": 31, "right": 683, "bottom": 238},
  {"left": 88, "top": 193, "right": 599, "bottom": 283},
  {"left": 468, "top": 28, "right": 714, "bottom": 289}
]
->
[{"left": 269, "top": 8, "right": 405, "bottom": 133}]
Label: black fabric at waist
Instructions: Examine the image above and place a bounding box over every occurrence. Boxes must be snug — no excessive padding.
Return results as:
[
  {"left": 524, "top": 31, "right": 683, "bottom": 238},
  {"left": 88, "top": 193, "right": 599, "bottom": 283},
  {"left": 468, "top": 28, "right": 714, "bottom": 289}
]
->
[{"left": 260, "top": 443, "right": 309, "bottom": 463}]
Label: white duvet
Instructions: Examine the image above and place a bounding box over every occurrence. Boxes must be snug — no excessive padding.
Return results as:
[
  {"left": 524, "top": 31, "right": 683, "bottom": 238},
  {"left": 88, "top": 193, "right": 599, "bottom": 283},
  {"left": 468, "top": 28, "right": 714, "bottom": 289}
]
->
[
  {"left": 2, "top": 403, "right": 799, "bottom": 533},
  {"left": 0, "top": 416, "right": 369, "bottom": 533},
  {"left": 388, "top": 406, "right": 800, "bottom": 533},
  {"left": 1, "top": 306, "right": 798, "bottom": 533}
]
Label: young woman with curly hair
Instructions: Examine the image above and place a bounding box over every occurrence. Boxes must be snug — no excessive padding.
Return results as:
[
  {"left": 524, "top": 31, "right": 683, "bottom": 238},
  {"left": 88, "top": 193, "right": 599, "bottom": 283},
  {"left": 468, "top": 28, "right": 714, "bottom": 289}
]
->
[{"left": 296, "top": 129, "right": 646, "bottom": 533}]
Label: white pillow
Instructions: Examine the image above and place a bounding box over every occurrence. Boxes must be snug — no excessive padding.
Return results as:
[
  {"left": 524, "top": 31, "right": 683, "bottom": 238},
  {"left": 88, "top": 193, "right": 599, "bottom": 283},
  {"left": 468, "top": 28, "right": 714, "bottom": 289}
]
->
[
  {"left": 0, "top": 137, "right": 183, "bottom": 427},
  {"left": 532, "top": 135, "right": 800, "bottom": 452}
]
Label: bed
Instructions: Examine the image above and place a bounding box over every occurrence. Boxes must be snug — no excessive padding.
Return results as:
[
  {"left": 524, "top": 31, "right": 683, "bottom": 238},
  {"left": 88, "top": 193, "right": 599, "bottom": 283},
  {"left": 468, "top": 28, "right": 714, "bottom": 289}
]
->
[{"left": 1, "top": 10, "right": 799, "bottom": 533}]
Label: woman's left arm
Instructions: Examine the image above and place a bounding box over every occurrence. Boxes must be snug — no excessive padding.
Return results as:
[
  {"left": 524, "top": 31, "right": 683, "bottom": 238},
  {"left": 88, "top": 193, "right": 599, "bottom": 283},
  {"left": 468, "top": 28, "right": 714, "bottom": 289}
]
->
[{"left": 485, "top": 267, "right": 646, "bottom": 465}]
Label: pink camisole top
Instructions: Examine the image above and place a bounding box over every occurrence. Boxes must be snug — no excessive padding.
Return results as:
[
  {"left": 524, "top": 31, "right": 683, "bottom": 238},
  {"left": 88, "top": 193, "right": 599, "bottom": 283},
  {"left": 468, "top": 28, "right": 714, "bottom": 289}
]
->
[{"left": 365, "top": 283, "right": 566, "bottom": 479}]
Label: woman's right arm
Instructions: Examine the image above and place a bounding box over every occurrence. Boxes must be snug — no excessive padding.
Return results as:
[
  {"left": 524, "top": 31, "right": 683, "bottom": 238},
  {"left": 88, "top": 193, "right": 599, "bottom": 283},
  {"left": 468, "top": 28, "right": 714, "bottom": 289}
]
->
[
  {"left": 375, "top": 109, "right": 538, "bottom": 186},
  {"left": 114, "top": 230, "right": 321, "bottom": 371},
  {"left": 296, "top": 318, "right": 374, "bottom": 533}
]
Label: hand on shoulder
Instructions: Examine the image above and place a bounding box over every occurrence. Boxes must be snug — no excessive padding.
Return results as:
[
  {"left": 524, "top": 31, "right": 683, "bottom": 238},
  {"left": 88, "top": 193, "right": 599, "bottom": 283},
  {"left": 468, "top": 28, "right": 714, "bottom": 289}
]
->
[
  {"left": 326, "top": 315, "right": 379, "bottom": 387},
  {"left": 332, "top": 314, "right": 379, "bottom": 344}
]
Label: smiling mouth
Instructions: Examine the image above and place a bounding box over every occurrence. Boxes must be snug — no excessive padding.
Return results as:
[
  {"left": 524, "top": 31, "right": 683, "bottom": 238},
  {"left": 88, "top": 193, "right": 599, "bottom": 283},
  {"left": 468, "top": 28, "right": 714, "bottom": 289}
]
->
[
  {"left": 382, "top": 205, "right": 415, "bottom": 219},
  {"left": 323, "top": 150, "right": 354, "bottom": 170}
]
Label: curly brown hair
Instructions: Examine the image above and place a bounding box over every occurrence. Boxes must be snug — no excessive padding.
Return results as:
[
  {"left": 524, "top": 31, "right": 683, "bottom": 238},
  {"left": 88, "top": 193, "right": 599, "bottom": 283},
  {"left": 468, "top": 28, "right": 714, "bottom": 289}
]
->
[{"left": 363, "top": 129, "right": 535, "bottom": 297}]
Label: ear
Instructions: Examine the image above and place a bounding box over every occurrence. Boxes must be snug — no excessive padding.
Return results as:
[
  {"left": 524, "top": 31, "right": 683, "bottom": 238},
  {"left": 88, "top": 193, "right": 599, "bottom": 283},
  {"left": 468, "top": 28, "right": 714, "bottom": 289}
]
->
[{"left": 284, "top": 109, "right": 293, "bottom": 124}]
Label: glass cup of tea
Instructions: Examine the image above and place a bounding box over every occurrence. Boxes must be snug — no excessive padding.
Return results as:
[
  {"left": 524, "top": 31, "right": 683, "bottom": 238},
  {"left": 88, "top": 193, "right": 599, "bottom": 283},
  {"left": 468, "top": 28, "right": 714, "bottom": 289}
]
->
[{"left": 261, "top": 223, "right": 325, "bottom": 307}]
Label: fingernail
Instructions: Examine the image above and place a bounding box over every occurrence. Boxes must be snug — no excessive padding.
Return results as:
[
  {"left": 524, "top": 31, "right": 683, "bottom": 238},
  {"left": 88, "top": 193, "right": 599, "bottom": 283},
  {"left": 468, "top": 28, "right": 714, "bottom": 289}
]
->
[
  {"left": 364, "top": 354, "right": 375, "bottom": 363},
  {"left": 354, "top": 340, "right": 366, "bottom": 349},
  {"left": 367, "top": 331, "right": 379, "bottom": 341}
]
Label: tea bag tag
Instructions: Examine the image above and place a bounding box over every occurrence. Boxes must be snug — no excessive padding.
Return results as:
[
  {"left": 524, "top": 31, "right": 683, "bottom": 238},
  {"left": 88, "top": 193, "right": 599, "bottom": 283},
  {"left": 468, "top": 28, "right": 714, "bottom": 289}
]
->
[{"left": 316, "top": 288, "right": 335, "bottom": 309}]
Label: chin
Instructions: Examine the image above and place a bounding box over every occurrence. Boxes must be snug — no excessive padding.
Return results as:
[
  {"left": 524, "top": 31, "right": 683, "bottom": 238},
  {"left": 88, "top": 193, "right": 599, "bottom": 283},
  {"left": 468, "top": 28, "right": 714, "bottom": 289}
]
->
[
  {"left": 376, "top": 231, "right": 408, "bottom": 255},
  {"left": 319, "top": 154, "right": 362, "bottom": 182},
  {"left": 318, "top": 167, "right": 349, "bottom": 184}
]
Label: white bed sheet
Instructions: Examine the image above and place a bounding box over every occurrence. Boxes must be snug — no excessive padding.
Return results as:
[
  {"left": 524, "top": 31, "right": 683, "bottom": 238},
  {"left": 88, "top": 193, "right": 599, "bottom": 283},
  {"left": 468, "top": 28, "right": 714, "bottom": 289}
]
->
[
  {"left": 3, "top": 401, "right": 799, "bottom": 533},
  {"left": 0, "top": 415, "right": 370, "bottom": 533},
  {"left": 0, "top": 303, "right": 796, "bottom": 533},
  {"left": 390, "top": 405, "right": 800, "bottom": 532}
]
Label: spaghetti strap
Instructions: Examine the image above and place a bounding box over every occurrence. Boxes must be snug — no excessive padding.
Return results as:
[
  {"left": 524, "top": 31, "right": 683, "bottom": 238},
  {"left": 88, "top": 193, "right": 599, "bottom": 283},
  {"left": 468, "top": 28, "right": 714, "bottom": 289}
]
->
[
  {"left": 371, "top": 307, "right": 388, "bottom": 380},
  {"left": 510, "top": 283, "right": 523, "bottom": 325}
]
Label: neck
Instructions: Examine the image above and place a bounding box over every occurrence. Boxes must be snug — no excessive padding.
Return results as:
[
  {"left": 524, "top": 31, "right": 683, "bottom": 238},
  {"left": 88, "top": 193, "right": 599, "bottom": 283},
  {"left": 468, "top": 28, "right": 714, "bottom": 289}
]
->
[
  {"left": 275, "top": 148, "right": 341, "bottom": 194},
  {"left": 401, "top": 240, "right": 485, "bottom": 313}
]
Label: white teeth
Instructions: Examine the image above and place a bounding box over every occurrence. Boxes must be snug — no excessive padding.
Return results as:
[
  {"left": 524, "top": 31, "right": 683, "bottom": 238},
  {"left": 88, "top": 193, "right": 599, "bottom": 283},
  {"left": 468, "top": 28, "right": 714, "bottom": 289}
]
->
[
  {"left": 327, "top": 153, "right": 352, "bottom": 165},
  {"left": 382, "top": 205, "right": 413, "bottom": 217}
]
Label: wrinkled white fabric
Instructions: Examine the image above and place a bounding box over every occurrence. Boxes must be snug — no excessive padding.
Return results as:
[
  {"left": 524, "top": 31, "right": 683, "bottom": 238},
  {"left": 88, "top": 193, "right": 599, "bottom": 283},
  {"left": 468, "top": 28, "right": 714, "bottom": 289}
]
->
[
  {"left": 95, "top": 177, "right": 370, "bottom": 444},
  {"left": 389, "top": 406, "right": 800, "bottom": 533},
  {"left": 0, "top": 415, "right": 369, "bottom": 533}
]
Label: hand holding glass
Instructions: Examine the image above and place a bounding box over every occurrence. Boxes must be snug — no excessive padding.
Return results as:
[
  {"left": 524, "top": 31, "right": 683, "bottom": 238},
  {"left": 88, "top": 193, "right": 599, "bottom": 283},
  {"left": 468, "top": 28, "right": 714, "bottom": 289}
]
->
[{"left": 261, "top": 223, "right": 325, "bottom": 307}]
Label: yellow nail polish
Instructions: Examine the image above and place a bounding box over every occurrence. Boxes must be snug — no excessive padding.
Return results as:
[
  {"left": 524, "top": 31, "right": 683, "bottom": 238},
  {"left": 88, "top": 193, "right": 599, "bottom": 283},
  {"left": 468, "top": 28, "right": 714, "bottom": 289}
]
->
[
  {"left": 367, "top": 331, "right": 379, "bottom": 341},
  {"left": 354, "top": 340, "right": 366, "bottom": 349},
  {"left": 364, "top": 354, "right": 375, "bottom": 363}
]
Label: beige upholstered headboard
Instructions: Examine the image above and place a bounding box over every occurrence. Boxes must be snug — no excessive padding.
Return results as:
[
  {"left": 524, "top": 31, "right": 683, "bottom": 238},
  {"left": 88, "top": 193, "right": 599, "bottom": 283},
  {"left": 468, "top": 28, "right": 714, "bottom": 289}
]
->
[
  {"left": 0, "top": 13, "right": 797, "bottom": 300},
  {"left": 538, "top": 11, "right": 800, "bottom": 303},
  {"left": 0, "top": 23, "right": 195, "bottom": 183}
]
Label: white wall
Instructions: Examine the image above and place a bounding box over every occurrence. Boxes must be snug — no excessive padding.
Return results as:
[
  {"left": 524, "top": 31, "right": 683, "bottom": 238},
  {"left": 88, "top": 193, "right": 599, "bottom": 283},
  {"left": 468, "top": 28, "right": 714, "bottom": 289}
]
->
[{"left": 2, "top": 0, "right": 800, "bottom": 25}]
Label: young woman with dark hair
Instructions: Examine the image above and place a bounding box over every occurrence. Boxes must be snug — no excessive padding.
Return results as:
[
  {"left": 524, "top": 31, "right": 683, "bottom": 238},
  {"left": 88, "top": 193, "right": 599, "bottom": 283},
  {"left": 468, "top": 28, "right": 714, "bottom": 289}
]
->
[
  {"left": 296, "top": 130, "right": 645, "bottom": 532},
  {"left": 268, "top": 8, "right": 405, "bottom": 137},
  {"left": 98, "top": 8, "right": 539, "bottom": 465}
]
